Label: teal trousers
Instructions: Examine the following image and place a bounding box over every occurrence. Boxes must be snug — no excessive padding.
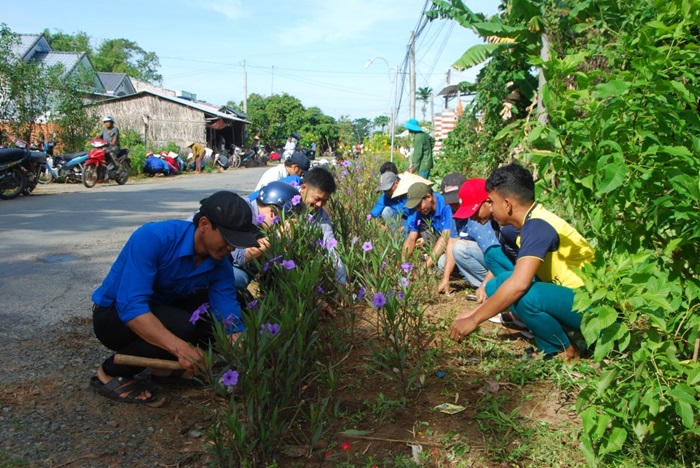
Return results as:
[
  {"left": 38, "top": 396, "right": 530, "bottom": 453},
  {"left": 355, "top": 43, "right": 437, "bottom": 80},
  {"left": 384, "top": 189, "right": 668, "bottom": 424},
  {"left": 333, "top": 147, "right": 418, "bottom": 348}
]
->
[{"left": 485, "top": 271, "right": 581, "bottom": 354}]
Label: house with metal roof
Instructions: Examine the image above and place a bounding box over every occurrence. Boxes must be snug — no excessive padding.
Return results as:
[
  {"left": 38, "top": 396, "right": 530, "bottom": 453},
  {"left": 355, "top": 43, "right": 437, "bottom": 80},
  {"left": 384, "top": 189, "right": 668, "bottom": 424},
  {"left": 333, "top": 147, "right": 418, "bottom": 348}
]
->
[
  {"left": 12, "top": 34, "right": 104, "bottom": 93},
  {"left": 97, "top": 72, "right": 136, "bottom": 97},
  {"left": 89, "top": 90, "right": 249, "bottom": 150}
]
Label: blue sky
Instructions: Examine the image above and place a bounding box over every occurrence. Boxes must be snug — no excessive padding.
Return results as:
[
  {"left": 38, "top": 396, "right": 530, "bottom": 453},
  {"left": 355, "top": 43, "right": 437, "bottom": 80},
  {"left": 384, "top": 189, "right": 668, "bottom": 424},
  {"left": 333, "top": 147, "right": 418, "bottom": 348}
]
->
[{"left": 4, "top": 0, "right": 501, "bottom": 122}]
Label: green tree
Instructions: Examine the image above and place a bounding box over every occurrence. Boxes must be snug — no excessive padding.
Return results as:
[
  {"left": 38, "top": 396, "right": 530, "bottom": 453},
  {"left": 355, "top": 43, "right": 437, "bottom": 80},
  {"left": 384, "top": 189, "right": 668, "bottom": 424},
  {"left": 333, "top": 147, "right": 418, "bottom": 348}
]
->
[
  {"left": 0, "top": 25, "right": 63, "bottom": 141},
  {"left": 93, "top": 38, "right": 162, "bottom": 84},
  {"left": 43, "top": 29, "right": 91, "bottom": 55},
  {"left": 352, "top": 117, "right": 372, "bottom": 142},
  {"left": 416, "top": 86, "right": 432, "bottom": 122},
  {"left": 373, "top": 115, "right": 389, "bottom": 134}
]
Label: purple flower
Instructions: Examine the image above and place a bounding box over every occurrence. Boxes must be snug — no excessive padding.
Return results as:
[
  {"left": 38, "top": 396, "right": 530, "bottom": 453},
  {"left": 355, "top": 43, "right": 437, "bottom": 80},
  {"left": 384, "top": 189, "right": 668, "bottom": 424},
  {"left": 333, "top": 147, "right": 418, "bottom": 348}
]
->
[
  {"left": 281, "top": 259, "right": 296, "bottom": 270},
  {"left": 260, "top": 322, "right": 280, "bottom": 336},
  {"left": 357, "top": 286, "right": 366, "bottom": 301},
  {"left": 341, "top": 170, "right": 348, "bottom": 178},
  {"left": 355, "top": 165, "right": 361, "bottom": 172},
  {"left": 381, "top": 260, "right": 387, "bottom": 269},
  {"left": 316, "top": 285, "right": 325, "bottom": 294},
  {"left": 342, "top": 160, "right": 351, "bottom": 167},
  {"left": 189, "top": 302, "right": 210, "bottom": 324},
  {"left": 372, "top": 292, "right": 387, "bottom": 309},
  {"left": 358, "top": 178, "right": 363, "bottom": 183},
  {"left": 222, "top": 369, "right": 239, "bottom": 387},
  {"left": 399, "top": 277, "right": 409, "bottom": 288},
  {"left": 416, "top": 219, "right": 421, "bottom": 227},
  {"left": 325, "top": 238, "right": 338, "bottom": 249},
  {"left": 307, "top": 214, "right": 314, "bottom": 222},
  {"left": 401, "top": 262, "right": 413, "bottom": 273},
  {"left": 290, "top": 180, "right": 298, "bottom": 187},
  {"left": 247, "top": 299, "right": 259, "bottom": 310},
  {"left": 292, "top": 194, "right": 302, "bottom": 206},
  {"left": 262, "top": 262, "right": 270, "bottom": 272},
  {"left": 270, "top": 255, "right": 283, "bottom": 263},
  {"left": 223, "top": 315, "right": 235, "bottom": 327},
  {"left": 397, "top": 291, "right": 405, "bottom": 300},
  {"left": 255, "top": 213, "right": 267, "bottom": 225},
  {"left": 271, "top": 215, "right": 280, "bottom": 224},
  {"left": 352, "top": 236, "right": 359, "bottom": 244},
  {"left": 362, "top": 241, "right": 373, "bottom": 252},
  {"left": 346, "top": 189, "right": 352, "bottom": 195},
  {"left": 366, "top": 214, "right": 372, "bottom": 220}
]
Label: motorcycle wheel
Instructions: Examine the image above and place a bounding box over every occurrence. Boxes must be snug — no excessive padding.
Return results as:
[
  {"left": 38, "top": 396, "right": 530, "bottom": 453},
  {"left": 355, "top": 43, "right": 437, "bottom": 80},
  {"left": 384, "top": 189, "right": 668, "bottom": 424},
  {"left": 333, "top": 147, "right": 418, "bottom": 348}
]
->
[
  {"left": 115, "top": 161, "right": 130, "bottom": 185},
  {"left": 0, "top": 167, "right": 27, "bottom": 200},
  {"left": 229, "top": 154, "right": 241, "bottom": 169},
  {"left": 82, "top": 165, "right": 98, "bottom": 188},
  {"left": 38, "top": 166, "right": 54, "bottom": 184}
]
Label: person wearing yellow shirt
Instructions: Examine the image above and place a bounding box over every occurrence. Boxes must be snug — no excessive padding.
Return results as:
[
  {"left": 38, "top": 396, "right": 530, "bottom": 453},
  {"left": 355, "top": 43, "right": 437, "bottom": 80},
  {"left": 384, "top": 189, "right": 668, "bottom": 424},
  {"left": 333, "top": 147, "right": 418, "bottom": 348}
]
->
[
  {"left": 450, "top": 163, "right": 594, "bottom": 361},
  {"left": 186, "top": 141, "right": 206, "bottom": 174}
]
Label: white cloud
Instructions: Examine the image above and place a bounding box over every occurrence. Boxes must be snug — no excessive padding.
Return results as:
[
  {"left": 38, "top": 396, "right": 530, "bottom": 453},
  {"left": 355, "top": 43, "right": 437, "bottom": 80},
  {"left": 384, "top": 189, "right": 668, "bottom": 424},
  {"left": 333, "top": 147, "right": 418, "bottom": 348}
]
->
[
  {"left": 279, "top": 0, "right": 416, "bottom": 45},
  {"left": 187, "top": 0, "right": 248, "bottom": 21}
]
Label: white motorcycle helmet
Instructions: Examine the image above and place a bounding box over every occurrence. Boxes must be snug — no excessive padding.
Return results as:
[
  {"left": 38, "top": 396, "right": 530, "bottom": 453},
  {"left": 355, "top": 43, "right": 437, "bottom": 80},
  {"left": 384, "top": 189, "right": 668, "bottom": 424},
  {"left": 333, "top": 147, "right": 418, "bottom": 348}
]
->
[{"left": 103, "top": 116, "right": 114, "bottom": 123}]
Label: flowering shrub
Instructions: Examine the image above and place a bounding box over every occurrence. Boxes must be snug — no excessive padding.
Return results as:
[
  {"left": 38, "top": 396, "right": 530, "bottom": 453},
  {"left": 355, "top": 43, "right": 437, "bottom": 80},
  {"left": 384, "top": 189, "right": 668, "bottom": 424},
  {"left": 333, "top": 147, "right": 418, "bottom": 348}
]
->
[{"left": 204, "top": 208, "right": 340, "bottom": 465}]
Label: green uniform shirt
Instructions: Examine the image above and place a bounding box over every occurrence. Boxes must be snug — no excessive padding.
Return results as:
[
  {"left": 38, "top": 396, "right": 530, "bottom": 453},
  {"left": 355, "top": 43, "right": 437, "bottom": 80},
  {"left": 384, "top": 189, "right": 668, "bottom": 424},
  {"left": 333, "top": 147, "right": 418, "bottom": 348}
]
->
[{"left": 411, "top": 132, "right": 435, "bottom": 172}]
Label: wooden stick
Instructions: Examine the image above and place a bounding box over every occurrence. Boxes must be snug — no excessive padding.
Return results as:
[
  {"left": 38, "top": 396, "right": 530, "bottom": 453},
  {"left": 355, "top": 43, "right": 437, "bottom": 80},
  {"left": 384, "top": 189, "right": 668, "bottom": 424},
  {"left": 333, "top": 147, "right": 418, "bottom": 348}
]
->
[
  {"left": 114, "top": 354, "right": 183, "bottom": 370},
  {"left": 339, "top": 434, "right": 441, "bottom": 447}
]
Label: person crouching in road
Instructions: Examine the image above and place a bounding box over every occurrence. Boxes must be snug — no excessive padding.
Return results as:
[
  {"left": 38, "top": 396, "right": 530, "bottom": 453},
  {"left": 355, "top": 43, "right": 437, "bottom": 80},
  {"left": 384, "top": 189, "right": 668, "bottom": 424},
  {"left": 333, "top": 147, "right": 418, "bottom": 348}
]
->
[{"left": 90, "top": 191, "right": 260, "bottom": 404}]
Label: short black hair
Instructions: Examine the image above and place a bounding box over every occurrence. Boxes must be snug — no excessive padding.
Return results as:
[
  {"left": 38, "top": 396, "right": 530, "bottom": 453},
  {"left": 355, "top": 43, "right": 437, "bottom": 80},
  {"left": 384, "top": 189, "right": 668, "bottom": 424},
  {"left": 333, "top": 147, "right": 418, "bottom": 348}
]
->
[
  {"left": 303, "top": 167, "right": 337, "bottom": 194},
  {"left": 379, "top": 161, "right": 398, "bottom": 175},
  {"left": 485, "top": 163, "right": 535, "bottom": 204}
]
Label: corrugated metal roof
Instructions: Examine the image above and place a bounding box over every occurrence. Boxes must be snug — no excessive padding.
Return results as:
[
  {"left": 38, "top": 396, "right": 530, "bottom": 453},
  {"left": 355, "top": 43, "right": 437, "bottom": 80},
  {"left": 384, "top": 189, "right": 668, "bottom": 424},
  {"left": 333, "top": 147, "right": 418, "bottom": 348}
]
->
[
  {"left": 99, "top": 90, "right": 250, "bottom": 123},
  {"left": 97, "top": 72, "right": 130, "bottom": 92},
  {"left": 33, "top": 51, "right": 82, "bottom": 72},
  {"left": 10, "top": 34, "right": 44, "bottom": 60}
]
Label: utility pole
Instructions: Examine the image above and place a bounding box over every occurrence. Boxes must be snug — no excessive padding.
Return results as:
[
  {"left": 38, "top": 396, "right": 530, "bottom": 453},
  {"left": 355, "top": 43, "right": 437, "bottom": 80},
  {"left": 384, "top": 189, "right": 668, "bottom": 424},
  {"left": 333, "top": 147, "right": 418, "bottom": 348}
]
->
[
  {"left": 243, "top": 60, "right": 247, "bottom": 113},
  {"left": 409, "top": 31, "right": 416, "bottom": 120},
  {"left": 430, "top": 92, "right": 434, "bottom": 127},
  {"left": 271, "top": 66, "right": 274, "bottom": 95}
]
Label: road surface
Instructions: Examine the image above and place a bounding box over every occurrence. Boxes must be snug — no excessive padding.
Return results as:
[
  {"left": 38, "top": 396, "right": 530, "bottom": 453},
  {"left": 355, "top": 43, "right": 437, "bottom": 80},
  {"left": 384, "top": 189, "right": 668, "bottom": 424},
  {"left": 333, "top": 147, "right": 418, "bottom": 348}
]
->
[{"left": 0, "top": 167, "right": 269, "bottom": 341}]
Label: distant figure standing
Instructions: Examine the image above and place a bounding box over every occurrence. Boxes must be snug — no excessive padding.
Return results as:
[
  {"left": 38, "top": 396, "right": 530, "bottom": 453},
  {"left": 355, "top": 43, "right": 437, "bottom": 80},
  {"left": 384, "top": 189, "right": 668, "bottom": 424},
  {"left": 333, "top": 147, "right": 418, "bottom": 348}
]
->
[{"left": 405, "top": 119, "right": 434, "bottom": 179}]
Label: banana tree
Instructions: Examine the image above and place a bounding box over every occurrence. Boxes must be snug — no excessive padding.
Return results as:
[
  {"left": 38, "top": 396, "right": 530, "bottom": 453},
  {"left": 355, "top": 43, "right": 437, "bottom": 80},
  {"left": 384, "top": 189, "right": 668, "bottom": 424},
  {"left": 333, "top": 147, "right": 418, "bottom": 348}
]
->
[{"left": 427, "top": 0, "right": 551, "bottom": 121}]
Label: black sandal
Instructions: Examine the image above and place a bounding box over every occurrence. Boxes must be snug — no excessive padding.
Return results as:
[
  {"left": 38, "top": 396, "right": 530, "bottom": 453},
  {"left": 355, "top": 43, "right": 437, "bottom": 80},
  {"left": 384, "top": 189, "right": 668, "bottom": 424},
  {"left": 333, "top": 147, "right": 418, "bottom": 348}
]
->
[{"left": 90, "top": 375, "right": 157, "bottom": 404}]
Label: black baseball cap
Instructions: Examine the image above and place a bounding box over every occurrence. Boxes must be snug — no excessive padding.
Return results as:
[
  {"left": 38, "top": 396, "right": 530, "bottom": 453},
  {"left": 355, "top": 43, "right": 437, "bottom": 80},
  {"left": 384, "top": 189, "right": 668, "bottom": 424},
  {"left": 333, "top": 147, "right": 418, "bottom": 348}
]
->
[
  {"left": 199, "top": 191, "right": 260, "bottom": 248},
  {"left": 441, "top": 173, "right": 467, "bottom": 205},
  {"left": 289, "top": 152, "right": 311, "bottom": 172}
]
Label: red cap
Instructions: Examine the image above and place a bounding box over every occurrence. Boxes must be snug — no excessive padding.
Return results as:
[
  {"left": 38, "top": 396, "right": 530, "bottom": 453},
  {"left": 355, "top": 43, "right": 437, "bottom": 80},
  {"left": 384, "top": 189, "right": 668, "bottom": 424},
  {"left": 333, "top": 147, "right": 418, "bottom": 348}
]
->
[{"left": 453, "top": 178, "right": 488, "bottom": 219}]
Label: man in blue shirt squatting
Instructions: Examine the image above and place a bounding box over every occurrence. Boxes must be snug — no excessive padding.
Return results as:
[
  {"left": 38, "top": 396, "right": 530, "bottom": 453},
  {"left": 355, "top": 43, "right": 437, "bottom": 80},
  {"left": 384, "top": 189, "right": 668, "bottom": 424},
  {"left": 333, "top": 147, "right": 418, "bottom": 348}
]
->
[
  {"left": 369, "top": 171, "right": 409, "bottom": 232},
  {"left": 402, "top": 182, "right": 458, "bottom": 270},
  {"left": 90, "top": 191, "right": 260, "bottom": 404},
  {"left": 450, "top": 163, "right": 594, "bottom": 361}
]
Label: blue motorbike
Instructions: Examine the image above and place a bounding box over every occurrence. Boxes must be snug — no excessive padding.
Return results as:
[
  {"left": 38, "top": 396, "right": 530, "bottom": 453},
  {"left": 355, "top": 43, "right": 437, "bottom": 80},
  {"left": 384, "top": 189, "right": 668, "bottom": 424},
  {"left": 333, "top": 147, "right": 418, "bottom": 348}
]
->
[{"left": 39, "top": 149, "right": 88, "bottom": 184}]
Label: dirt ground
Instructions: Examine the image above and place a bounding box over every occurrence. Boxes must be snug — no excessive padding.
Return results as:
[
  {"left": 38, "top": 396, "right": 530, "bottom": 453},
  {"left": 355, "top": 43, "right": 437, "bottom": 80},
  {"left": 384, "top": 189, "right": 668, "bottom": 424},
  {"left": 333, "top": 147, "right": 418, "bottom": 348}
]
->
[{"left": 0, "top": 288, "right": 577, "bottom": 467}]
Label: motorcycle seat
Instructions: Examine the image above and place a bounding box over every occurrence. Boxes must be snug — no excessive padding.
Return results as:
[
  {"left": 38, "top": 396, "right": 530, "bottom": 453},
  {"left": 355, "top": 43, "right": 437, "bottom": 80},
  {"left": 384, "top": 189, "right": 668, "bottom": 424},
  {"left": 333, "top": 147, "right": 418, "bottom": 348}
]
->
[
  {"left": 59, "top": 151, "right": 88, "bottom": 161},
  {"left": 29, "top": 151, "right": 47, "bottom": 163},
  {"left": 0, "top": 148, "right": 27, "bottom": 164}
]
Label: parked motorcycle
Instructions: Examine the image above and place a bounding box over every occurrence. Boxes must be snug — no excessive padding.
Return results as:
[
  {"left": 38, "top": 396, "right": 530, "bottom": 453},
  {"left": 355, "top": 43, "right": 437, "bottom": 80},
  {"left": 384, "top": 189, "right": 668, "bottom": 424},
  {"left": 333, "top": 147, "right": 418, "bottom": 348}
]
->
[
  {"left": 241, "top": 147, "right": 268, "bottom": 168},
  {"left": 82, "top": 138, "right": 131, "bottom": 188},
  {"left": 39, "top": 150, "right": 88, "bottom": 184},
  {"left": 0, "top": 145, "right": 27, "bottom": 200},
  {"left": 1, "top": 136, "right": 48, "bottom": 197}
]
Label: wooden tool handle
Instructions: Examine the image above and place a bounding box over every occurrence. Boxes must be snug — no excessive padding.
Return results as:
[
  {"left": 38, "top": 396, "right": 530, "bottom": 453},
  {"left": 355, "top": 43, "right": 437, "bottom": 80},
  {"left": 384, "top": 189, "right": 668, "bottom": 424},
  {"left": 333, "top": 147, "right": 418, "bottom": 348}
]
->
[{"left": 114, "top": 354, "right": 184, "bottom": 370}]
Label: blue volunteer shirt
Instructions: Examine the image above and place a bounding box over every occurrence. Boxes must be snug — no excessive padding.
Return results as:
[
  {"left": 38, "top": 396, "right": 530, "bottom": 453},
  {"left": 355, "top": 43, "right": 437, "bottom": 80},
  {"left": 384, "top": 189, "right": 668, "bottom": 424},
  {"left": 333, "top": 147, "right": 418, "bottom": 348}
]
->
[
  {"left": 457, "top": 219, "right": 501, "bottom": 253},
  {"left": 92, "top": 220, "right": 244, "bottom": 332},
  {"left": 370, "top": 193, "right": 409, "bottom": 218},
  {"left": 406, "top": 192, "right": 457, "bottom": 238}
]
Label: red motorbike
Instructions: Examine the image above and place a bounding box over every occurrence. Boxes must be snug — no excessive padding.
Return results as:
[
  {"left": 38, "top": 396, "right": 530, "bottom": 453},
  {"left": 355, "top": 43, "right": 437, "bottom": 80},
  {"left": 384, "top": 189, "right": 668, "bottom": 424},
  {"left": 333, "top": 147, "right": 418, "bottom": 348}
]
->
[{"left": 82, "top": 138, "right": 131, "bottom": 188}]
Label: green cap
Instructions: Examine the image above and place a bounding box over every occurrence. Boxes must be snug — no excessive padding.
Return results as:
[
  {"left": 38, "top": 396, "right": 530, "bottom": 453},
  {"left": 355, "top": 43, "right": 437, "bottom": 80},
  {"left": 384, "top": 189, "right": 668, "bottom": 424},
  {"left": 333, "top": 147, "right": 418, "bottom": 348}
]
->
[{"left": 405, "top": 182, "right": 431, "bottom": 209}]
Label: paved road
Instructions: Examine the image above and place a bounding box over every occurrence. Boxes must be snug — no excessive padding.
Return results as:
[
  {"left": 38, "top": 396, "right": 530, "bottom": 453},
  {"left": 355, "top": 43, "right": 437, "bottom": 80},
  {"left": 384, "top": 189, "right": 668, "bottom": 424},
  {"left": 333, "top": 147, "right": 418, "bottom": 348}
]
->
[{"left": 0, "top": 167, "right": 270, "bottom": 341}]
